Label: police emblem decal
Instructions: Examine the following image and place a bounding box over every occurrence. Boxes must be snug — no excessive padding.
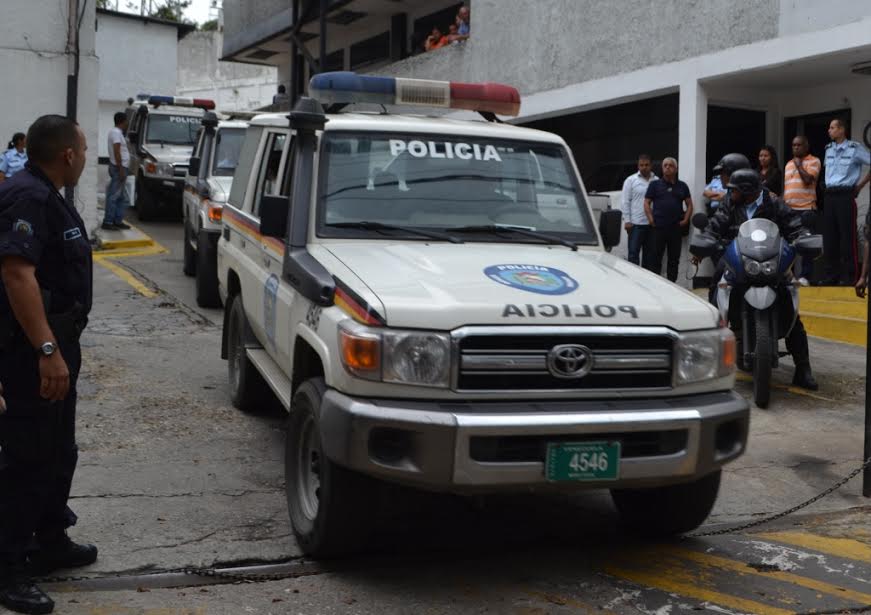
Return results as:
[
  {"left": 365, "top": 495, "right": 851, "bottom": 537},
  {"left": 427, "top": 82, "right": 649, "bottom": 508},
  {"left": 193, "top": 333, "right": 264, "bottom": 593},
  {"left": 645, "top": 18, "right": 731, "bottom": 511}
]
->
[
  {"left": 12, "top": 219, "right": 33, "bottom": 236},
  {"left": 484, "top": 264, "right": 579, "bottom": 296}
]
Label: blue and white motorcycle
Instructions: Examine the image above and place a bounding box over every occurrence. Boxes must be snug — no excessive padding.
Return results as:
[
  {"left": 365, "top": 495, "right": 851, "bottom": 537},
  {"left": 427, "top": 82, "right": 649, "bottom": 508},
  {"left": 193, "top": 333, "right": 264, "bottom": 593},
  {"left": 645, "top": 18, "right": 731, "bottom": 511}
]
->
[{"left": 690, "top": 214, "right": 822, "bottom": 408}]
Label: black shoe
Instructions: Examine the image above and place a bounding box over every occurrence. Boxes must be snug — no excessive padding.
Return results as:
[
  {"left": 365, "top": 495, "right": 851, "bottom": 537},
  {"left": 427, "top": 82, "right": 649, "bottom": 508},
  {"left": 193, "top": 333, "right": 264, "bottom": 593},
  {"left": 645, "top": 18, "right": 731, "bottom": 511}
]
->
[
  {"left": 0, "top": 580, "right": 54, "bottom": 614},
  {"left": 792, "top": 364, "right": 819, "bottom": 391},
  {"left": 114, "top": 222, "right": 132, "bottom": 230},
  {"left": 29, "top": 537, "right": 97, "bottom": 576},
  {"left": 100, "top": 222, "right": 118, "bottom": 231}
]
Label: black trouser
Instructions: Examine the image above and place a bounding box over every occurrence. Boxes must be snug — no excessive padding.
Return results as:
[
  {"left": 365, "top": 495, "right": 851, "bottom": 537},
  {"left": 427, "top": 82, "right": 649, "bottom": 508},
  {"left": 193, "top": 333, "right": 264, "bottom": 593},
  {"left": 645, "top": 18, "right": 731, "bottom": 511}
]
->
[
  {"left": 648, "top": 225, "right": 682, "bottom": 282},
  {"left": 0, "top": 339, "right": 80, "bottom": 579},
  {"left": 822, "top": 188, "right": 857, "bottom": 284}
]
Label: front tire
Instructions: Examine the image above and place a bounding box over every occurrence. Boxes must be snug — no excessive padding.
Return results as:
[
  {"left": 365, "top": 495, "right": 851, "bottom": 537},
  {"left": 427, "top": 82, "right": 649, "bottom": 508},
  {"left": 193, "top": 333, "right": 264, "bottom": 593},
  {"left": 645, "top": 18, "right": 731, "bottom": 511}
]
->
[
  {"left": 611, "top": 470, "right": 721, "bottom": 536},
  {"left": 136, "top": 175, "right": 159, "bottom": 221},
  {"left": 753, "top": 308, "right": 773, "bottom": 409},
  {"left": 195, "top": 230, "right": 221, "bottom": 308},
  {"left": 286, "top": 379, "right": 375, "bottom": 558},
  {"left": 226, "top": 295, "right": 270, "bottom": 412},
  {"left": 183, "top": 223, "right": 196, "bottom": 277}
]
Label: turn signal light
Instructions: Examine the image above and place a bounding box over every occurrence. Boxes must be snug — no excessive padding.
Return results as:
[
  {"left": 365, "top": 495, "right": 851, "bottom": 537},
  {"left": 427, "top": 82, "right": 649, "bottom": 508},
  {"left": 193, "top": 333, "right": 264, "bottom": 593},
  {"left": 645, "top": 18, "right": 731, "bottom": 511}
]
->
[
  {"left": 339, "top": 329, "right": 380, "bottom": 379},
  {"left": 207, "top": 201, "right": 223, "bottom": 223},
  {"left": 721, "top": 331, "right": 737, "bottom": 372},
  {"left": 145, "top": 161, "right": 157, "bottom": 174}
]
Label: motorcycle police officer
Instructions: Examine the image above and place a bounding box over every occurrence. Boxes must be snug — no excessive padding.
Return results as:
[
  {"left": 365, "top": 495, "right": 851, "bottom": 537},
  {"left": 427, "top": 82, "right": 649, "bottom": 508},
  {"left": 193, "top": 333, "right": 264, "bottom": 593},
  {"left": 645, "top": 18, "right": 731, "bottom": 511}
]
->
[
  {"left": 0, "top": 115, "right": 96, "bottom": 614},
  {"left": 698, "top": 167, "right": 818, "bottom": 391}
]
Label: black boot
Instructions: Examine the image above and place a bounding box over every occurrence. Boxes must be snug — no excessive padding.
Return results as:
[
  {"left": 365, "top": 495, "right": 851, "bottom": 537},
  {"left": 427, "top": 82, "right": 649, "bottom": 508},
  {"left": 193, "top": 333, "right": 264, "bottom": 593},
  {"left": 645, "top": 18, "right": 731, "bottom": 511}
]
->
[
  {"left": 792, "top": 363, "right": 819, "bottom": 391},
  {"left": 0, "top": 578, "right": 54, "bottom": 614},
  {"left": 28, "top": 536, "right": 97, "bottom": 576}
]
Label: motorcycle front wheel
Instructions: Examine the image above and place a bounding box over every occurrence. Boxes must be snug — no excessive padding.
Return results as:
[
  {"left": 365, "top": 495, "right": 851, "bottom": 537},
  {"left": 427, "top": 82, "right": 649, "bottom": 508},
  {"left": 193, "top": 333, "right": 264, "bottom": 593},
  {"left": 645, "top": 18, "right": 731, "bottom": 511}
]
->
[{"left": 753, "top": 307, "right": 773, "bottom": 408}]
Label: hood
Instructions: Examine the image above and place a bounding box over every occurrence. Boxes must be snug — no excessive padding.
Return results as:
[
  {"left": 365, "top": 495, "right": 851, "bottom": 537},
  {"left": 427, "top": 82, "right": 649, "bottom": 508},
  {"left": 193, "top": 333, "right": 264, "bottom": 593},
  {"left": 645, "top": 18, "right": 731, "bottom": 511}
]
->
[
  {"left": 143, "top": 143, "right": 194, "bottom": 165},
  {"left": 322, "top": 242, "right": 718, "bottom": 331}
]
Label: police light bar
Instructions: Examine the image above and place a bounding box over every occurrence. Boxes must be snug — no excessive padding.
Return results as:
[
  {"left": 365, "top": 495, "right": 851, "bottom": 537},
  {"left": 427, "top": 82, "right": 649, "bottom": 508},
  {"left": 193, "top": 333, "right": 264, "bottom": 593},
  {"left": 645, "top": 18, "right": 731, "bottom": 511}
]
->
[
  {"left": 147, "top": 95, "right": 216, "bottom": 110},
  {"left": 309, "top": 72, "right": 521, "bottom": 117}
]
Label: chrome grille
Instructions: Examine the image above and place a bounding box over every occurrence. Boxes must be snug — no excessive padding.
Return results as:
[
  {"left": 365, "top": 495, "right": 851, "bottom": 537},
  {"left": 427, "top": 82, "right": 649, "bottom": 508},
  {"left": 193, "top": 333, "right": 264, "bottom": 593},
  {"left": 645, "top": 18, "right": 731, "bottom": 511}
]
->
[{"left": 455, "top": 329, "right": 674, "bottom": 391}]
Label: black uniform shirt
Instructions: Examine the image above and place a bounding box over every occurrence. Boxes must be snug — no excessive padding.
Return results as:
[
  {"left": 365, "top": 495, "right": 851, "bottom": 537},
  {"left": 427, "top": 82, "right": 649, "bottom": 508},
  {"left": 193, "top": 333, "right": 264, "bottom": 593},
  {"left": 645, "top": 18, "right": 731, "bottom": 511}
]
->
[{"left": 0, "top": 164, "right": 92, "bottom": 317}]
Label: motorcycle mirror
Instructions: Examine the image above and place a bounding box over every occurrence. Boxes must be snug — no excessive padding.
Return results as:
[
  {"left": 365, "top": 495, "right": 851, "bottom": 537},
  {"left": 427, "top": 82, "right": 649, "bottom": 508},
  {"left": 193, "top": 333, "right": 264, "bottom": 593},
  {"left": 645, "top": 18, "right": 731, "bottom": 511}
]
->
[
  {"left": 689, "top": 233, "right": 718, "bottom": 258},
  {"left": 692, "top": 212, "right": 709, "bottom": 230}
]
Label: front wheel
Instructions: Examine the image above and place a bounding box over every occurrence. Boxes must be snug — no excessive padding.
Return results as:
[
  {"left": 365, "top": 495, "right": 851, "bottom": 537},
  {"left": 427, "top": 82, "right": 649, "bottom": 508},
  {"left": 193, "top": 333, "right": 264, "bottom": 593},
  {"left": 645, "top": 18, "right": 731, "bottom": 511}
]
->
[
  {"left": 753, "top": 308, "right": 773, "bottom": 409},
  {"left": 135, "top": 175, "right": 159, "bottom": 221},
  {"left": 286, "top": 379, "right": 375, "bottom": 558},
  {"left": 182, "top": 223, "right": 196, "bottom": 277},
  {"left": 610, "top": 470, "right": 721, "bottom": 536},
  {"left": 195, "top": 231, "right": 221, "bottom": 308},
  {"left": 226, "top": 295, "right": 270, "bottom": 412}
]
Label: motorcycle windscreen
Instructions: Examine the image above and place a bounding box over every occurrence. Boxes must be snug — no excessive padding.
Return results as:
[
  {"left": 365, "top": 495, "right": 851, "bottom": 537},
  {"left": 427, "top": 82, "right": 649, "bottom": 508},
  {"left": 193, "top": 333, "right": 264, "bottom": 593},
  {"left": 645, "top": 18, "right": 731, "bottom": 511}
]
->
[{"left": 736, "top": 218, "right": 782, "bottom": 262}]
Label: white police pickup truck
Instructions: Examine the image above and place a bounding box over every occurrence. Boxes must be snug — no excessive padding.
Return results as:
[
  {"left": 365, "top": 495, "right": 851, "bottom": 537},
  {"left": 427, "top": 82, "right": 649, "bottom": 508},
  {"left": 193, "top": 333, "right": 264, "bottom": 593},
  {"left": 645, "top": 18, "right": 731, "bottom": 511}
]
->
[
  {"left": 125, "top": 95, "right": 215, "bottom": 220},
  {"left": 217, "top": 72, "right": 749, "bottom": 557},
  {"left": 182, "top": 112, "right": 248, "bottom": 307}
]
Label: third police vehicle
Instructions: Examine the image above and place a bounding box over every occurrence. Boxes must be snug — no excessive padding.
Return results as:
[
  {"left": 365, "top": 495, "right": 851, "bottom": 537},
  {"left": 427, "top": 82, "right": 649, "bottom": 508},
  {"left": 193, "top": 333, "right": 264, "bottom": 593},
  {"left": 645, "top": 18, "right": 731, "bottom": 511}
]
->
[{"left": 217, "top": 72, "right": 750, "bottom": 557}]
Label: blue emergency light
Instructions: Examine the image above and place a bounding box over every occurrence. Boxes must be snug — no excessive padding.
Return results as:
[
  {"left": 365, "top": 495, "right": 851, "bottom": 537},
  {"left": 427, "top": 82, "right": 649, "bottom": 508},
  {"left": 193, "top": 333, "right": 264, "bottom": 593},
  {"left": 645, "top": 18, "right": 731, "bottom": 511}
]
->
[{"left": 309, "top": 71, "right": 521, "bottom": 117}]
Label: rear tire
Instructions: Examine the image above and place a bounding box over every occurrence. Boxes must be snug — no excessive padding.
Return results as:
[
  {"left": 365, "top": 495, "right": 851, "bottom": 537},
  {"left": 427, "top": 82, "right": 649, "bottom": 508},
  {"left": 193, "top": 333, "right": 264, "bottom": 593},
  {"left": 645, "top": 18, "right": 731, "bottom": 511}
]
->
[
  {"left": 753, "top": 308, "right": 773, "bottom": 409},
  {"left": 226, "top": 294, "right": 270, "bottom": 412},
  {"left": 183, "top": 223, "right": 196, "bottom": 277},
  {"left": 195, "top": 230, "right": 221, "bottom": 308},
  {"left": 286, "top": 379, "right": 375, "bottom": 558},
  {"left": 611, "top": 470, "right": 721, "bottom": 536},
  {"left": 136, "top": 176, "right": 159, "bottom": 221}
]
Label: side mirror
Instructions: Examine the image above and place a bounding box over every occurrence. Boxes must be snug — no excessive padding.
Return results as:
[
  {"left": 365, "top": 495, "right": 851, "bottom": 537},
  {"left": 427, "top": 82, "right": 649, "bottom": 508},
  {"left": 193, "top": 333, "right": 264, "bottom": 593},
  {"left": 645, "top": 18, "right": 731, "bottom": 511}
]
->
[
  {"left": 689, "top": 234, "right": 718, "bottom": 259},
  {"left": 793, "top": 233, "right": 823, "bottom": 257},
  {"left": 188, "top": 156, "right": 201, "bottom": 177},
  {"left": 692, "top": 212, "right": 709, "bottom": 230},
  {"left": 599, "top": 209, "right": 622, "bottom": 250},
  {"left": 260, "top": 194, "right": 289, "bottom": 238}
]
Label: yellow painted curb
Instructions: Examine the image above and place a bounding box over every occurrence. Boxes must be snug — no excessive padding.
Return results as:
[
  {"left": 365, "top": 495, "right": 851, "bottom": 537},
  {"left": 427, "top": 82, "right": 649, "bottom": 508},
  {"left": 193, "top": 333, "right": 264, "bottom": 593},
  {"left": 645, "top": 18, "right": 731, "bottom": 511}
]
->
[
  {"left": 802, "top": 311, "right": 866, "bottom": 347},
  {"left": 97, "top": 237, "right": 155, "bottom": 250}
]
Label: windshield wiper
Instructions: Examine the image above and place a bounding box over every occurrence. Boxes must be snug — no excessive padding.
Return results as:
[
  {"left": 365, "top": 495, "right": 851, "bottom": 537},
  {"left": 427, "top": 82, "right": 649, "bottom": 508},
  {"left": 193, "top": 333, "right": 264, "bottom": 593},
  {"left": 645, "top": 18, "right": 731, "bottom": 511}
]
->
[
  {"left": 448, "top": 224, "right": 578, "bottom": 251},
  {"left": 326, "top": 221, "right": 463, "bottom": 244}
]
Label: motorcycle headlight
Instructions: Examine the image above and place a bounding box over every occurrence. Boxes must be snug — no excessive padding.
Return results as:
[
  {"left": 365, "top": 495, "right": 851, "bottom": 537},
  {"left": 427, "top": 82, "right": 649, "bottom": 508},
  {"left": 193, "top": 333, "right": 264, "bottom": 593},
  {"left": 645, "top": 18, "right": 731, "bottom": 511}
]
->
[
  {"left": 744, "top": 259, "right": 762, "bottom": 276},
  {"left": 338, "top": 323, "right": 451, "bottom": 388},
  {"left": 761, "top": 258, "right": 778, "bottom": 276},
  {"left": 383, "top": 331, "right": 451, "bottom": 387},
  {"left": 674, "top": 328, "right": 735, "bottom": 385}
]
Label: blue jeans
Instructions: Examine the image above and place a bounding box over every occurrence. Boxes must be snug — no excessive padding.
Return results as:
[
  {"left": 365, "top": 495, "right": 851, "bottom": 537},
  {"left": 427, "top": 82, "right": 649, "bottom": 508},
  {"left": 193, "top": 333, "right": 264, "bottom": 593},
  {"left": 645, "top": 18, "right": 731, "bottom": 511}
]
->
[
  {"left": 626, "top": 224, "right": 651, "bottom": 266},
  {"left": 104, "top": 165, "right": 130, "bottom": 225}
]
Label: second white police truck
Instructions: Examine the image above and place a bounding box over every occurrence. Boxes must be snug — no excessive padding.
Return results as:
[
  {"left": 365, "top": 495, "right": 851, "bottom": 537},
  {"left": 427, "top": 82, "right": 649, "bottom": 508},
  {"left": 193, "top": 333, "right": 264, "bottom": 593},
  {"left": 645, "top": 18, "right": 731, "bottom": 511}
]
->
[{"left": 217, "top": 72, "right": 749, "bottom": 557}]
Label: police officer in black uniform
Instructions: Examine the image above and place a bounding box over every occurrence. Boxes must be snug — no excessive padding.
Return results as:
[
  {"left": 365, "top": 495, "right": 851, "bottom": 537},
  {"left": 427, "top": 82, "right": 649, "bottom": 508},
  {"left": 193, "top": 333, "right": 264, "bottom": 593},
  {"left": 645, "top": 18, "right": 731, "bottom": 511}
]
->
[
  {"left": 0, "top": 115, "right": 97, "bottom": 614},
  {"left": 700, "top": 168, "right": 819, "bottom": 391}
]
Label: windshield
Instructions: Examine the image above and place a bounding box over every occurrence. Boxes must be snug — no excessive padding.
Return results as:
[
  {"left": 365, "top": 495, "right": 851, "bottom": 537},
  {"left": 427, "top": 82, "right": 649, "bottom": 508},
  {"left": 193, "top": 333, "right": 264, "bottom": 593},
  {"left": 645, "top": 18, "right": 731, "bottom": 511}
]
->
[
  {"left": 212, "top": 128, "right": 245, "bottom": 176},
  {"left": 146, "top": 114, "right": 200, "bottom": 146},
  {"left": 317, "top": 132, "right": 596, "bottom": 243},
  {"left": 737, "top": 218, "right": 782, "bottom": 261}
]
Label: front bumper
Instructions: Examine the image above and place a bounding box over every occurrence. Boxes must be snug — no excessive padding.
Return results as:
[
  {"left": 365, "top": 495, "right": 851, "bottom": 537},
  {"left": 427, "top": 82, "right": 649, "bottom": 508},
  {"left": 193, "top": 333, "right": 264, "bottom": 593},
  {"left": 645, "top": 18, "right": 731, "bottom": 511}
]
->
[
  {"left": 319, "top": 390, "right": 749, "bottom": 493},
  {"left": 142, "top": 174, "right": 184, "bottom": 197}
]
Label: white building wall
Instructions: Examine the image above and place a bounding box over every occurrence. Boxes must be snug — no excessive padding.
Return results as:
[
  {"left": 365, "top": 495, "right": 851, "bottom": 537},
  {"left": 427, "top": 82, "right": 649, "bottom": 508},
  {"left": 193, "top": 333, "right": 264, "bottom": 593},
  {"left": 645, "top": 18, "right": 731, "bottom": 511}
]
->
[
  {"left": 177, "top": 31, "right": 278, "bottom": 112},
  {"left": 95, "top": 13, "right": 179, "bottom": 159},
  {"left": 0, "top": 0, "right": 100, "bottom": 234}
]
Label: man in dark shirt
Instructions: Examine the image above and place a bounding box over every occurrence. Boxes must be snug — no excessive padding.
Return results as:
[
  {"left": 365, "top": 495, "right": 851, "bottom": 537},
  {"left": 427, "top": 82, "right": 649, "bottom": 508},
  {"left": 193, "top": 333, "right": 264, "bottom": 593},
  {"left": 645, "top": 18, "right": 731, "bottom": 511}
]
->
[
  {"left": 0, "top": 115, "right": 96, "bottom": 614},
  {"left": 643, "top": 157, "right": 694, "bottom": 282}
]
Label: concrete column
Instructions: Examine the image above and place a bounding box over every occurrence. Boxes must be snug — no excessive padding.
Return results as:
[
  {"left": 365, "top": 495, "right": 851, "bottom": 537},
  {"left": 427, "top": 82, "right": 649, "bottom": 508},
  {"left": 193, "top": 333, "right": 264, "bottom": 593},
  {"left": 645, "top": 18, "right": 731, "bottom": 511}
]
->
[{"left": 679, "top": 79, "right": 710, "bottom": 286}]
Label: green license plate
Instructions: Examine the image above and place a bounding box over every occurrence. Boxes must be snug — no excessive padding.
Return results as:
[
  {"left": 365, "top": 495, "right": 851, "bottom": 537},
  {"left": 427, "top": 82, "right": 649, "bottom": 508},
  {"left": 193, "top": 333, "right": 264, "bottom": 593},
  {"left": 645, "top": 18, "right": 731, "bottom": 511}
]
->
[{"left": 545, "top": 441, "right": 621, "bottom": 482}]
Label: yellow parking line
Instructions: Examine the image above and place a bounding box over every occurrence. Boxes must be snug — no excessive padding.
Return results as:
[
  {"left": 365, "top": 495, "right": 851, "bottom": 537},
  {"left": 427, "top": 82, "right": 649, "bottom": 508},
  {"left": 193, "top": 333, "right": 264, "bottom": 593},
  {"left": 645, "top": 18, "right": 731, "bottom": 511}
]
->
[
  {"left": 604, "top": 563, "right": 793, "bottom": 615},
  {"left": 757, "top": 531, "right": 871, "bottom": 564},
  {"left": 93, "top": 244, "right": 168, "bottom": 261},
  {"left": 734, "top": 372, "right": 835, "bottom": 402},
  {"left": 666, "top": 545, "right": 871, "bottom": 605},
  {"left": 96, "top": 258, "right": 157, "bottom": 298}
]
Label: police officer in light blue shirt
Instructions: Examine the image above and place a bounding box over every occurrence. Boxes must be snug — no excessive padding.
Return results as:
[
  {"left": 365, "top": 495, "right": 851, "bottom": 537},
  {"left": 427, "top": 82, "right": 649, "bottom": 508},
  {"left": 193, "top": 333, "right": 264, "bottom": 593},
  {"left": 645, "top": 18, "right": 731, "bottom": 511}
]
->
[
  {"left": 821, "top": 118, "right": 871, "bottom": 285},
  {"left": 0, "top": 133, "right": 27, "bottom": 183}
]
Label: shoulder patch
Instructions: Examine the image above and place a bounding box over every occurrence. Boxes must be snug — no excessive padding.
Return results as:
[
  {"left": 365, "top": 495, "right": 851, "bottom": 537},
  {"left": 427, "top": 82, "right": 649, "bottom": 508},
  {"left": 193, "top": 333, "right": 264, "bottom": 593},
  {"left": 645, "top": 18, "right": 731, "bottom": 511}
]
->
[
  {"left": 64, "top": 227, "right": 82, "bottom": 241},
  {"left": 12, "top": 219, "right": 33, "bottom": 236}
]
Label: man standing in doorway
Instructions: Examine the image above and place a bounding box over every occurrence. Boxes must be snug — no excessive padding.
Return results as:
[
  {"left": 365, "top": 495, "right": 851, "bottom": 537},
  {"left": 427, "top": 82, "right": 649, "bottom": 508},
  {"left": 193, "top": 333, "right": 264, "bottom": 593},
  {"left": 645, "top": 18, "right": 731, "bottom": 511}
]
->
[
  {"left": 784, "top": 135, "right": 821, "bottom": 286},
  {"left": 644, "top": 157, "right": 693, "bottom": 282},
  {"left": 821, "top": 118, "right": 871, "bottom": 285},
  {"left": 620, "top": 154, "right": 657, "bottom": 267}
]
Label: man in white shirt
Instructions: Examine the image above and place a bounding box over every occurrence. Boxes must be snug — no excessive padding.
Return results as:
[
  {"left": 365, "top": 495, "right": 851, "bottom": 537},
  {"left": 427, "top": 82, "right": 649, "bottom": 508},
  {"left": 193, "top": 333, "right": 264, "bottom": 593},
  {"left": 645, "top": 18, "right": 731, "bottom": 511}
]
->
[
  {"left": 620, "top": 154, "right": 657, "bottom": 266},
  {"left": 102, "top": 112, "right": 131, "bottom": 230}
]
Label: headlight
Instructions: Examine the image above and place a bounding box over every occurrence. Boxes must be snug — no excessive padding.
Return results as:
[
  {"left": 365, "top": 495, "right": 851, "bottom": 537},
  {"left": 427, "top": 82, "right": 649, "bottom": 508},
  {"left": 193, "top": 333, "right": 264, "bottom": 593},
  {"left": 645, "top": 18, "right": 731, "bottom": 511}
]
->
[
  {"left": 674, "top": 328, "right": 735, "bottom": 385},
  {"left": 338, "top": 324, "right": 451, "bottom": 388},
  {"left": 383, "top": 331, "right": 451, "bottom": 387},
  {"left": 155, "top": 162, "right": 175, "bottom": 177},
  {"left": 744, "top": 259, "right": 762, "bottom": 276},
  {"left": 760, "top": 258, "right": 778, "bottom": 276}
]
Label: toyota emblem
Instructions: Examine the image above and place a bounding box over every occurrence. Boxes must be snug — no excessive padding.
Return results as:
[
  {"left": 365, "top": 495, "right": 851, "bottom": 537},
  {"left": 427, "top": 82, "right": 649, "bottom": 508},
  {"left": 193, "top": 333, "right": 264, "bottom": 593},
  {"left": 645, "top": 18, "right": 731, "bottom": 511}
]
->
[{"left": 546, "top": 344, "right": 593, "bottom": 379}]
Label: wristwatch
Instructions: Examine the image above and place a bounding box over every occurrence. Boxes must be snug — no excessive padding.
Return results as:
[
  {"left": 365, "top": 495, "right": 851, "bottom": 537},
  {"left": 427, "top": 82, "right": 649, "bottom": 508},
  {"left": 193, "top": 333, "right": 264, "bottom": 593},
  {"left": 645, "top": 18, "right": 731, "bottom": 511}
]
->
[{"left": 38, "top": 341, "right": 57, "bottom": 357}]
